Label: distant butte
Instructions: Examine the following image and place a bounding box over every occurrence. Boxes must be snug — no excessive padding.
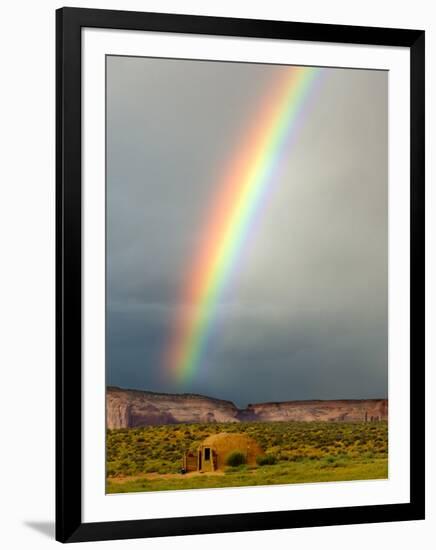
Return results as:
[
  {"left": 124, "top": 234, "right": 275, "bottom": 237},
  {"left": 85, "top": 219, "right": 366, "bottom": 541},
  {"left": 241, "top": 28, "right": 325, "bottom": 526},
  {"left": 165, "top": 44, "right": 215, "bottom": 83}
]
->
[{"left": 106, "top": 386, "right": 388, "bottom": 429}]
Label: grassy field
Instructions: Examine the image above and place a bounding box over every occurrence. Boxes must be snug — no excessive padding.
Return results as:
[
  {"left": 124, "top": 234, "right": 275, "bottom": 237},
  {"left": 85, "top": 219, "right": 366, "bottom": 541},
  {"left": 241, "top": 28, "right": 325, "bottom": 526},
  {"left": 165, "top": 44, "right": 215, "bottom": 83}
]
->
[{"left": 106, "top": 421, "right": 388, "bottom": 493}]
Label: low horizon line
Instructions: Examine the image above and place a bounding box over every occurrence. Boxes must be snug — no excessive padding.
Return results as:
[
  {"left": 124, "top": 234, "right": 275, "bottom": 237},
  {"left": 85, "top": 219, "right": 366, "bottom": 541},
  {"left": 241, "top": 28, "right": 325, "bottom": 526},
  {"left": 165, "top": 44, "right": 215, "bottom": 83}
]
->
[{"left": 106, "top": 384, "right": 388, "bottom": 408}]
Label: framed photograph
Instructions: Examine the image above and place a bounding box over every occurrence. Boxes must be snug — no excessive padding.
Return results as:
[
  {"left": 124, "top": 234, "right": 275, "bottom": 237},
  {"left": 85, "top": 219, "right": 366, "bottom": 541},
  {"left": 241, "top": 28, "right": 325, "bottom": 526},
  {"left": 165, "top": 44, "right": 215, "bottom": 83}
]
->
[{"left": 56, "top": 7, "right": 425, "bottom": 543}]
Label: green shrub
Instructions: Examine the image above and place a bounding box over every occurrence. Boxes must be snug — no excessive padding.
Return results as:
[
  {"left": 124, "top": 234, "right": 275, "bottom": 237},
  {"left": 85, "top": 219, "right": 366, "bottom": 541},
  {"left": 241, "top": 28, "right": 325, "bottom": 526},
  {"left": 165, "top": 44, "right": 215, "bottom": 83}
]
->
[
  {"left": 256, "top": 454, "right": 277, "bottom": 466},
  {"left": 225, "top": 451, "right": 246, "bottom": 467}
]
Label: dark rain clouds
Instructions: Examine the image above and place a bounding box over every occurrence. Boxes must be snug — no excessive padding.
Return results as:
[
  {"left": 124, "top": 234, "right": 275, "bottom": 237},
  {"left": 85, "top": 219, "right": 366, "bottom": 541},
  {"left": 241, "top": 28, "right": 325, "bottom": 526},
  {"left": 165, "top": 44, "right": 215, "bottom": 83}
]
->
[{"left": 106, "top": 56, "right": 387, "bottom": 407}]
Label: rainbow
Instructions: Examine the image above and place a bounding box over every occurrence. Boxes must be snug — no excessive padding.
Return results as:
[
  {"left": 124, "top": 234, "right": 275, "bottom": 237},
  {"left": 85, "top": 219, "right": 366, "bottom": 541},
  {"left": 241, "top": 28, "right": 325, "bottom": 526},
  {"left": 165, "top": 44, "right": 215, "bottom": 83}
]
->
[{"left": 164, "top": 65, "right": 323, "bottom": 384}]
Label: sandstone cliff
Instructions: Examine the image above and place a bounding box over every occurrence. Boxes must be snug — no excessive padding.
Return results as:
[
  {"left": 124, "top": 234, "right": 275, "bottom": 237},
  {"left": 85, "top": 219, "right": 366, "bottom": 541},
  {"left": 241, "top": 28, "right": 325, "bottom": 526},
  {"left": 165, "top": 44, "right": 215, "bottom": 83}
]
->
[
  {"left": 107, "top": 386, "right": 388, "bottom": 429},
  {"left": 239, "top": 399, "right": 388, "bottom": 423},
  {"left": 107, "top": 386, "right": 239, "bottom": 429}
]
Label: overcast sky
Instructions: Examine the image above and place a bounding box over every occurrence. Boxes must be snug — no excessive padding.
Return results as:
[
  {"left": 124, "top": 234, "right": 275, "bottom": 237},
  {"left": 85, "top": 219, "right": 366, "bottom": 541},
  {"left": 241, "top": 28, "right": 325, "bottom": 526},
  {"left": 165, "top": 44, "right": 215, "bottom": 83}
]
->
[{"left": 106, "top": 55, "right": 387, "bottom": 407}]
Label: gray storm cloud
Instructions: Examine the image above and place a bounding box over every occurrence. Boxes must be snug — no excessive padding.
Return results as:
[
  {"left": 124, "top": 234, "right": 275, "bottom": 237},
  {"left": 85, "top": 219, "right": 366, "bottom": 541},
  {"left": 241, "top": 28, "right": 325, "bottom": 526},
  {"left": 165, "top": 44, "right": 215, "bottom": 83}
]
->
[{"left": 106, "top": 55, "right": 387, "bottom": 407}]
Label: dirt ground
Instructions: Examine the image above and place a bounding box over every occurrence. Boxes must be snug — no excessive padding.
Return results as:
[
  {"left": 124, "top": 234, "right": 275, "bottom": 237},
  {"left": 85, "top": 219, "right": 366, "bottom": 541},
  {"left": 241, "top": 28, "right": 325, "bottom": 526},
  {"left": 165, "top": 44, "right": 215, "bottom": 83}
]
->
[{"left": 109, "top": 470, "right": 227, "bottom": 484}]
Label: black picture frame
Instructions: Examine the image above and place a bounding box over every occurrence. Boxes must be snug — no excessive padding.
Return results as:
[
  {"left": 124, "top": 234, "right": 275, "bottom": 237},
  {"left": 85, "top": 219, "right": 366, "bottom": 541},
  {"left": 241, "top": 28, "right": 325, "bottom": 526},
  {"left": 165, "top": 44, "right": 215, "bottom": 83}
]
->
[{"left": 56, "top": 7, "right": 425, "bottom": 543}]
